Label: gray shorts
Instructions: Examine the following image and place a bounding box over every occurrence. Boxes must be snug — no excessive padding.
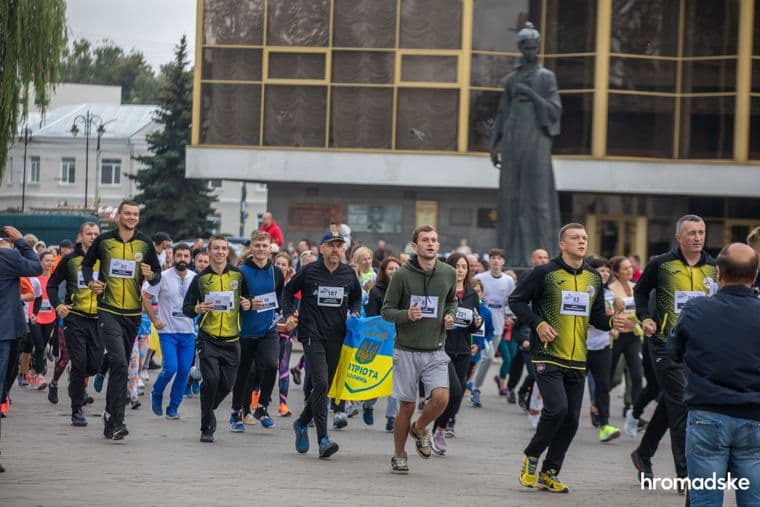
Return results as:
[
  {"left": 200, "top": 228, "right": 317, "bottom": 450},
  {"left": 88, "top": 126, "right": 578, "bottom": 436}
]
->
[{"left": 392, "top": 349, "right": 450, "bottom": 402}]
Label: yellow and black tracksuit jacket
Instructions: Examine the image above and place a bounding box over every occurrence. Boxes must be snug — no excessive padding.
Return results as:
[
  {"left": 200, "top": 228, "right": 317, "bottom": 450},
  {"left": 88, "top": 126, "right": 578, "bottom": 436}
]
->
[
  {"left": 634, "top": 248, "right": 716, "bottom": 342},
  {"left": 183, "top": 264, "right": 249, "bottom": 341},
  {"left": 509, "top": 257, "right": 611, "bottom": 370},
  {"left": 81, "top": 229, "right": 162, "bottom": 317},
  {"left": 47, "top": 244, "right": 99, "bottom": 318}
]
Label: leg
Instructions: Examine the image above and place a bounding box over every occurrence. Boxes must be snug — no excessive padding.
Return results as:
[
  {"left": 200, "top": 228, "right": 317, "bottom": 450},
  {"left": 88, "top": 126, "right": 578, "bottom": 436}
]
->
[
  {"left": 212, "top": 340, "right": 240, "bottom": 410},
  {"left": 621, "top": 334, "right": 644, "bottom": 410},
  {"left": 588, "top": 348, "right": 612, "bottom": 427},
  {"left": 685, "top": 410, "right": 729, "bottom": 507},
  {"left": 152, "top": 333, "right": 179, "bottom": 406},
  {"left": 542, "top": 368, "right": 585, "bottom": 473},
  {"left": 507, "top": 348, "right": 525, "bottom": 392},
  {"left": 498, "top": 339, "right": 511, "bottom": 382},
  {"left": 731, "top": 416, "right": 760, "bottom": 507},
  {"left": 100, "top": 312, "right": 136, "bottom": 427},
  {"left": 524, "top": 363, "right": 567, "bottom": 458},
  {"left": 168, "top": 334, "right": 195, "bottom": 410},
  {"left": 253, "top": 331, "right": 280, "bottom": 409},
  {"left": 434, "top": 359, "right": 460, "bottom": 430},
  {"left": 416, "top": 351, "right": 451, "bottom": 430},
  {"left": 198, "top": 336, "right": 221, "bottom": 433},
  {"left": 278, "top": 336, "right": 292, "bottom": 406},
  {"left": 394, "top": 401, "right": 415, "bottom": 456},
  {"left": 297, "top": 338, "right": 329, "bottom": 440},
  {"left": 633, "top": 338, "right": 660, "bottom": 419},
  {"left": 474, "top": 336, "right": 497, "bottom": 388},
  {"left": 28, "top": 323, "right": 46, "bottom": 375},
  {"left": 231, "top": 339, "right": 255, "bottom": 412},
  {"left": 65, "top": 316, "right": 89, "bottom": 412},
  {"left": 52, "top": 326, "right": 69, "bottom": 383}
]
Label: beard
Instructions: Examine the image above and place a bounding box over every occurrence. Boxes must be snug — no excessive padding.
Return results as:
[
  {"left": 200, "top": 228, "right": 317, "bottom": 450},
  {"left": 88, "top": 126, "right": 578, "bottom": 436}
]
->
[{"left": 175, "top": 261, "right": 189, "bottom": 272}]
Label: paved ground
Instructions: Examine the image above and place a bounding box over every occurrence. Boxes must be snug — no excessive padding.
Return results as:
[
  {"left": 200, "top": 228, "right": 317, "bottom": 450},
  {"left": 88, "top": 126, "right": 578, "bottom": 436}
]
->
[{"left": 1, "top": 355, "right": 697, "bottom": 507}]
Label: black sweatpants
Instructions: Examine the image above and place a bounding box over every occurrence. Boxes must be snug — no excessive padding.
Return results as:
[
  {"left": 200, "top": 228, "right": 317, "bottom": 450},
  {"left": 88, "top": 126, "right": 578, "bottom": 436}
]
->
[
  {"left": 609, "top": 332, "right": 643, "bottom": 408},
  {"left": 28, "top": 322, "right": 55, "bottom": 374},
  {"left": 524, "top": 362, "right": 585, "bottom": 473},
  {"left": 586, "top": 347, "right": 612, "bottom": 426},
  {"left": 1, "top": 336, "right": 22, "bottom": 401},
  {"left": 636, "top": 338, "right": 688, "bottom": 478},
  {"left": 198, "top": 332, "right": 241, "bottom": 433},
  {"left": 64, "top": 314, "right": 103, "bottom": 412},
  {"left": 435, "top": 353, "right": 470, "bottom": 429},
  {"left": 98, "top": 311, "right": 140, "bottom": 427},
  {"left": 297, "top": 336, "right": 342, "bottom": 441},
  {"left": 231, "top": 331, "right": 279, "bottom": 412},
  {"left": 632, "top": 338, "right": 660, "bottom": 419}
]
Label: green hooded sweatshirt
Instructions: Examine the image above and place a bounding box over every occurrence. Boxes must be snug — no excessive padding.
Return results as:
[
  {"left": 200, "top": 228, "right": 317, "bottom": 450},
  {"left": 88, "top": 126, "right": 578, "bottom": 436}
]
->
[{"left": 381, "top": 255, "right": 458, "bottom": 352}]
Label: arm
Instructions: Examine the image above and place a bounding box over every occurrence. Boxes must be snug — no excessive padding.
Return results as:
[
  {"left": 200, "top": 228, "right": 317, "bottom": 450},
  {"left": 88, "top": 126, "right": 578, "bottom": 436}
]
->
[
  {"left": 381, "top": 271, "right": 409, "bottom": 324},
  {"left": 667, "top": 308, "right": 691, "bottom": 363},
  {"left": 365, "top": 288, "right": 381, "bottom": 317},
  {"left": 13, "top": 238, "right": 43, "bottom": 277},
  {"left": 508, "top": 268, "right": 544, "bottom": 331},
  {"left": 143, "top": 241, "right": 162, "bottom": 286},
  {"left": 81, "top": 235, "right": 101, "bottom": 283},
  {"left": 182, "top": 275, "right": 202, "bottom": 319},
  {"left": 274, "top": 268, "right": 284, "bottom": 308},
  {"left": 347, "top": 272, "right": 362, "bottom": 315},
  {"left": 443, "top": 271, "right": 458, "bottom": 320},
  {"left": 281, "top": 268, "right": 305, "bottom": 319},
  {"left": 47, "top": 256, "right": 68, "bottom": 309},
  {"left": 635, "top": 258, "right": 658, "bottom": 322},
  {"left": 589, "top": 277, "right": 612, "bottom": 331}
]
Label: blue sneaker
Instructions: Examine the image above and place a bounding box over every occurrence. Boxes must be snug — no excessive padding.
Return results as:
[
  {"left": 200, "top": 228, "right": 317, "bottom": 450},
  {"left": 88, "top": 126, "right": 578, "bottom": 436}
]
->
[
  {"left": 184, "top": 384, "right": 193, "bottom": 398},
  {"left": 466, "top": 380, "right": 474, "bottom": 393},
  {"left": 362, "top": 407, "right": 374, "bottom": 426},
  {"left": 93, "top": 373, "right": 104, "bottom": 393},
  {"left": 230, "top": 411, "right": 245, "bottom": 432},
  {"left": 191, "top": 379, "right": 201, "bottom": 395},
  {"left": 166, "top": 405, "right": 180, "bottom": 420},
  {"left": 293, "top": 420, "right": 309, "bottom": 454},
  {"left": 151, "top": 392, "right": 163, "bottom": 416},
  {"left": 385, "top": 417, "right": 395, "bottom": 432},
  {"left": 318, "top": 436, "right": 339, "bottom": 458},
  {"left": 254, "top": 406, "right": 275, "bottom": 429},
  {"left": 469, "top": 389, "right": 482, "bottom": 408}
]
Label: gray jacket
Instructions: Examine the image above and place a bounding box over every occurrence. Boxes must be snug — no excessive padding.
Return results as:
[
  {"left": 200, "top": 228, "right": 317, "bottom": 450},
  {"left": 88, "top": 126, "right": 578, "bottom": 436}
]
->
[{"left": 0, "top": 239, "right": 42, "bottom": 341}]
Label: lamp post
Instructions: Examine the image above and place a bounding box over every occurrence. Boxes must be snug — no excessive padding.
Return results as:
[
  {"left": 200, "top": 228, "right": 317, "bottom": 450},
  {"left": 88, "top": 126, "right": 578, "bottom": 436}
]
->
[
  {"left": 70, "top": 111, "right": 105, "bottom": 209},
  {"left": 19, "top": 126, "right": 32, "bottom": 212}
]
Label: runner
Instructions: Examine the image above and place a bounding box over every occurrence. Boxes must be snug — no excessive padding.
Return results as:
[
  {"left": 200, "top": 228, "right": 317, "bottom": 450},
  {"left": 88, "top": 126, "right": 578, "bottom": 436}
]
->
[
  {"left": 143, "top": 243, "right": 196, "bottom": 419},
  {"left": 82, "top": 200, "right": 162, "bottom": 440},
  {"left": 273, "top": 252, "right": 296, "bottom": 417},
  {"left": 183, "top": 236, "right": 252, "bottom": 443},
  {"left": 26, "top": 250, "right": 57, "bottom": 390}
]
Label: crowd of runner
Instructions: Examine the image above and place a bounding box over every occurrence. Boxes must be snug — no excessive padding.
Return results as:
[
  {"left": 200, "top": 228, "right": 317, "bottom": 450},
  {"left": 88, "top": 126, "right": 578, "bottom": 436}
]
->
[{"left": 1, "top": 202, "right": 758, "bottom": 506}]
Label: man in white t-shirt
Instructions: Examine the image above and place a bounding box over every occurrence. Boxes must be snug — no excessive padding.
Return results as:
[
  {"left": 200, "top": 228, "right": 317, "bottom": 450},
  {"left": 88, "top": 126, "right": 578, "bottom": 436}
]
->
[
  {"left": 471, "top": 248, "right": 515, "bottom": 406},
  {"left": 142, "top": 243, "right": 196, "bottom": 419}
]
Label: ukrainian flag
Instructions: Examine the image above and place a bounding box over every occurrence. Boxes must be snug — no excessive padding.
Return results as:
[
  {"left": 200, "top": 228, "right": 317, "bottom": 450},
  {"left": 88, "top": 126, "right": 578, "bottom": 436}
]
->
[{"left": 328, "top": 316, "right": 395, "bottom": 401}]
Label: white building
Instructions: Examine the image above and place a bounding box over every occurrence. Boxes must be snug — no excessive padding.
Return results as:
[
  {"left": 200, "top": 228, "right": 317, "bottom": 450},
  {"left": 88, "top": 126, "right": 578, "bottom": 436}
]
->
[{"left": 2, "top": 84, "right": 267, "bottom": 236}]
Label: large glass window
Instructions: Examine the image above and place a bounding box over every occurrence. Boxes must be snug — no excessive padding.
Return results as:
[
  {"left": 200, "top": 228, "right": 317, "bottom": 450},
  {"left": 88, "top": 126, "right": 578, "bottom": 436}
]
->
[
  {"left": 264, "top": 86, "right": 327, "bottom": 147},
  {"left": 609, "top": 57, "right": 677, "bottom": 92},
  {"left": 611, "top": 0, "right": 679, "bottom": 56},
  {"left": 332, "top": 52, "right": 394, "bottom": 84},
  {"left": 333, "top": 0, "right": 396, "bottom": 48},
  {"left": 347, "top": 204, "right": 402, "bottom": 233},
  {"left": 100, "top": 159, "right": 122, "bottom": 186},
  {"left": 472, "top": 0, "right": 541, "bottom": 52},
  {"left": 203, "top": 0, "right": 264, "bottom": 45},
  {"left": 554, "top": 93, "right": 593, "bottom": 154},
  {"left": 202, "top": 48, "right": 262, "bottom": 81},
  {"left": 396, "top": 89, "right": 458, "bottom": 151},
  {"left": 678, "top": 97, "right": 734, "bottom": 159},
  {"left": 267, "top": 0, "right": 329, "bottom": 47},
  {"left": 543, "top": 0, "right": 596, "bottom": 54},
  {"left": 399, "top": 0, "right": 462, "bottom": 50},
  {"left": 607, "top": 94, "right": 674, "bottom": 158},
  {"left": 330, "top": 88, "right": 393, "bottom": 149},
  {"left": 201, "top": 84, "right": 261, "bottom": 145}
]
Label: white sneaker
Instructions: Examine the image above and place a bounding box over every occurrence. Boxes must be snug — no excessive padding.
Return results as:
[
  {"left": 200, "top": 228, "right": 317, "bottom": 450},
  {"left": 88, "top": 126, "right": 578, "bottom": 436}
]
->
[
  {"left": 624, "top": 408, "right": 638, "bottom": 438},
  {"left": 140, "top": 370, "right": 150, "bottom": 382},
  {"left": 528, "top": 413, "right": 540, "bottom": 429}
]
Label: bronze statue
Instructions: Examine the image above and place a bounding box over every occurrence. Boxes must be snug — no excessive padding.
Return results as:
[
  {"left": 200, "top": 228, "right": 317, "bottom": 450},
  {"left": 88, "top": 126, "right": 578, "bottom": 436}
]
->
[{"left": 490, "top": 22, "right": 562, "bottom": 267}]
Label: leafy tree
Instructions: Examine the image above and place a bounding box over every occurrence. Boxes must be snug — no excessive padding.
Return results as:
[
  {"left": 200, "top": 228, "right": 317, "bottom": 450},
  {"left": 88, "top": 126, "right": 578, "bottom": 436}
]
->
[
  {"left": 131, "top": 35, "right": 216, "bottom": 238},
  {"left": 0, "top": 0, "right": 67, "bottom": 180}
]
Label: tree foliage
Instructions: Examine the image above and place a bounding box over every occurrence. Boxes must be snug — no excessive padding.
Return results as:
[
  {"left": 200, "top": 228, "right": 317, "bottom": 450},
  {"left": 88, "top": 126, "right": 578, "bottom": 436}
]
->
[
  {"left": 60, "top": 38, "right": 161, "bottom": 104},
  {"left": 131, "top": 36, "right": 216, "bottom": 239},
  {"left": 0, "top": 0, "right": 67, "bottom": 180}
]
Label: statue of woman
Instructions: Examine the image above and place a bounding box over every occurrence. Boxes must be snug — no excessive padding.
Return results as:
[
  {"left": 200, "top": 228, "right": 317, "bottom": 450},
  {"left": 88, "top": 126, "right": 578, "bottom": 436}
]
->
[{"left": 490, "top": 22, "right": 562, "bottom": 267}]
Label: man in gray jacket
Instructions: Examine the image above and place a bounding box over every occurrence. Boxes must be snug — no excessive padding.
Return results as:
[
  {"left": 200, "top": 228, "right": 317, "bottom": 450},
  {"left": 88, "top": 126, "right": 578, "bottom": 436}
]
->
[
  {"left": 382, "top": 225, "right": 457, "bottom": 474},
  {"left": 0, "top": 226, "right": 43, "bottom": 473}
]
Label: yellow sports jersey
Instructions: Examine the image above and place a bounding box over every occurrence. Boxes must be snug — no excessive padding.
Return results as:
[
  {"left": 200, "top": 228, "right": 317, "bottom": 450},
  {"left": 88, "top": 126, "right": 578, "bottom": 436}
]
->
[
  {"left": 47, "top": 245, "right": 100, "bottom": 318},
  {"left": 183, "top": 265, "right": 249, "bottom": 340}
]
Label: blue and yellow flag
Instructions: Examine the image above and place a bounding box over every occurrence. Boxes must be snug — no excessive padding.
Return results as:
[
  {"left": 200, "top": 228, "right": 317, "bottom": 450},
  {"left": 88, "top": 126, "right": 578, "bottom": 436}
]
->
[{"left": 328, "top": 316, "right": 395, "bottom": 401}]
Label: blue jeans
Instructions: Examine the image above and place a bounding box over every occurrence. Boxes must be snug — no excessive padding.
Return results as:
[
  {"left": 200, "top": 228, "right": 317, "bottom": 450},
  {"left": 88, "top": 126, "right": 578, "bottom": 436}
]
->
[
  {"left": 152, "top": 333, "right": 195, "bottom": 410},
  {"left": 686, "top": 409, "right": 760, "bottom": 506}
]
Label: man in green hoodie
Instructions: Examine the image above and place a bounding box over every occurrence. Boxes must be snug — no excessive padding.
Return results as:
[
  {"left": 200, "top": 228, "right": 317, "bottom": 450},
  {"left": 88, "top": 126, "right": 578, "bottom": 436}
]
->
[{"left": 382, "top": 225, "right": 457, "bottom": 474}]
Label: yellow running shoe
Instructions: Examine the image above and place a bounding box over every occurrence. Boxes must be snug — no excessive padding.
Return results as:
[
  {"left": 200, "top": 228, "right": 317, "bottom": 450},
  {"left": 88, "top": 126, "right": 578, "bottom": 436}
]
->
[
  {"left": 538, "top": 469, "right": 569, "bottom": 493},
  {"left": 519, "top": 456, "right": 539, "bottom": 488},
  {"left": 599, "top": 424, "right": 621, "bottom": 443}
]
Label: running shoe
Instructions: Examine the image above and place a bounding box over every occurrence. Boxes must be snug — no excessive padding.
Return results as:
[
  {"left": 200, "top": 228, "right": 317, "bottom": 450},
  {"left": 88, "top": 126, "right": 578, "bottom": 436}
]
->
[
  {"left": 638, "top": 417, "right": 648, "bottom": 432},
  {"left": 112, "top": 424, "right": 129, "bottom": 440},
  {"left": 243, "top": 413, "right": 256, "bottom": 425},
  {"left": 191, "top": 378, "right": 201, "bottom": 395},
  {"left": 465, "top": 380, "right": 474, "bottom": 393},
  {"left": 631, "top": 450, "right": 654, "bottom": 481},
  {"left": 431, "top": 430, "right": 447, "bottom": 456},
  {"left": 102, "top": 412, "right": 113, "bottom": 439},
  {"left": 48, "top": 383, "right": 58, "bottom": 404},
  {"left": 599, "top": 425, "right": 621, "bottom": 442},
  {"left": 538, "top": 469, "right": 569, "bottom": 493},
  {"left": 469, "top": 389, "right": 482, "bottom": 408},
  {"left": 130, "top": 397, "right": 141, "bottom": 410},
  {"left": 83, "top": 391, "right": 94, "bottom": 405},
  {"left": 444, "top": 422, "right": 456, "bottom": 439},
  {"left": 151, "top": 392, "right": 163, "bottom": 416},
  {"left": 17, "top": 374, "right": 28, "bottom": 388},
  {"left": 507, "top": 390, "right": 516, "bottom": 403},
  {"left": 35, "top": 374, "right": 48, "bottom": 390},
  {"left": 318, "top": 437, "right": 339, "bottom": 459},
  {"left": 184, "top": 384, "right": 193, "bottom": 398},
  {"left": 140, "top": 369, "right": 150, "bottom": 382},
  {"left": 293, "top": 420, "right": 309, "bottom": 453},
  {"left": 391, "top": 453, "right": 409, "bottom": 474},
  {"left": 93, "top": 373, "right": 104, "bottom": 393},
  {"left": 518, "top": 390, "right": 529, "bottom": 411},
  {"left": 166, "top": 406, "right": 180, "bottom": 420},
  {"left": 277, "top": 403, "right": 292, "bottom": 417},
  {"left": 230, "top": 411, "right": 245, "bottom": 432},
  {"left": 624, "top": 408, "right": 638, "bottom": 438},
  {"left": 290, "top": 367, "right": 301, "bottom": 385},
  {"left": 333, "top": 411, "right": 348, "bottom": 429},
  {"left": 408, "top": 421, "right": 432, "bottom": 459},
  {"left": 362, "top": 407, "right": 374, "bottom": 426},
  {"left": 385, "top": 417, "right": 395, "bottom": 433},
  {"left": 200, "top": 430, "right": 214, "bottom": 443},
  {"left": 71, "top": 408, "right": 87, "bottom": 427},
  {"left": 346, "top": 403, "right": 359, "bottom": 418},
  {"left": 519, "top": 455, "right": 539, "bottom": 488},
  {"left": 254, "top": 406, "right": 275, "bottom": 429},
  {"left": 0, "top": 397, "right": 8, "bottom": 418}
]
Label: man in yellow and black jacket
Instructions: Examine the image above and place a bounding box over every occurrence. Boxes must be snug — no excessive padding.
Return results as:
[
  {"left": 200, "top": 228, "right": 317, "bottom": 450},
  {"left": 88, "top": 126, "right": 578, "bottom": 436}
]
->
[
  {"left": 631, "top": 214, "right": 716, "bottom": 484},
  {"left": 81, "top": 201, "right": 162, "bottom": 440},
  {"left": 183, "top": 236, "right": 251, "bottom": 443},
  {"left": 509, "top": 223, "right": 625, "bottom": 493},
  {"left": 47, "top": 222, "right": 103, "bottom": 426}
]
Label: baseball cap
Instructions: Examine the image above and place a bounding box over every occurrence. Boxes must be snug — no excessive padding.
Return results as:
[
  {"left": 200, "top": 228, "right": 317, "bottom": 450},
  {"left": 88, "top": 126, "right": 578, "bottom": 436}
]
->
[
  {"left": 59, "top": 239, "right": 74, "bottom": 249},
  {"left": 320, "top": 230, "right": 346, "bottom": 245},
  {"left": 153, "top": 232, "right": 172, "bottom": 244}
]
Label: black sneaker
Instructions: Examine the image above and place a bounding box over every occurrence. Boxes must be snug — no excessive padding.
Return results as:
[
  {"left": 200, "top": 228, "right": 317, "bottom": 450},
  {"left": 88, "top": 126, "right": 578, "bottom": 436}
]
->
[
  {"left": 71, "top": 409, "right": 87, "bottom": 427},
  {"left": 200, "top": 430, "right": 214, "bottom": 443},
  {"left": 518, "top": 391, "right": 529, "bottom": 411},
  {"left": 631, "top": 450, "right": 653, "bottom": 481},
  {"left": 507, "top": 391, "right": 517, "bottom": 404},
  {"left": 48, "top": 383, "right": 58, "bottom": 404},
  {"left": 102, "top": 413, "right": 114, "bottom": 439},
  {"left": 112, "top": 424, "right": 129, "bottom": 440},
  {"left": 290, "top": 367, "right": 301, "bottom": 385},
  {"left": 84, "top": 391, "right": 94, "bottom": 405}
]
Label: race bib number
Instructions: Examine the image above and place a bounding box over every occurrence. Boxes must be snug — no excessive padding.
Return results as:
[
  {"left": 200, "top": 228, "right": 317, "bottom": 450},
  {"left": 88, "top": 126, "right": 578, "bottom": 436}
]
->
[
  {"left": 623, "top": 296, "right": 636, "bottom": 313},
  {"left": 674, "top": 291, "right": 705, "bottom": 314},
  {"left": 109, "top": 259, "right": 136, "bottom": 279},
  {"left": 255, "top": 291, "right": 278, "bottom": 313},
  {"left": 560, "top": 291, "right": 590, "bottom": 317},
  {"left": 77, "top": 271, "right": 99, "bottom": 289},
  {"left": 171, "top": 304, "right": 185, "bottom": 318},
  {"left": 205, "top": 291, "right": 235, "bottom": 312},
  {"left": 410, "top": 295, "right": 439, "bottom": 319},
  {"left": 472, "top": 322, "right": 486, "bottom": 338},
  {"left": 317, "top": 286, "right": 344, "bottom": 307},
  {"left": 40, "top": 299, "right": 52, "bottom": 312},
  {"left": 454, "top": 307, "right": 474, "bottom": 327}
]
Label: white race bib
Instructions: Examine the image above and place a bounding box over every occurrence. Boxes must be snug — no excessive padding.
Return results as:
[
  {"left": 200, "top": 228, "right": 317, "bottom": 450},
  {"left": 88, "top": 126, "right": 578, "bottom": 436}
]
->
[
  {"left": 623, "top": 296, "right": 636, "bottom": 313},
  {"left": 560, "top": 290, "right": 590, "bottom": 317},
  {"left": 255, "top": 291, "right": 278, "bottom": 313},
  {"left": 77, "top": 271, "right": 99, "bottom": 289},
  {"left": 206, "top": 291, "right": 235, "bottom": 312},
  {"left": 410, "top": 295, "right": 439, "bottom": 319},
  {"left": 317, "top": 286, "right": 344, "bottom": 307},
  {"left": 472, "top": 322, "right": 486, "bottom": 337},
  {"left": 171, "top": 304, "right": 185, "bottom": 318},
  {"left": 454, "top": 307, "right": 473, "bottom": 327},
  {"left": 674, "top": 291, "right": 705, "bottom": 314},
  {"left": 109, "top": 259, "right": 136, "bottom": 279},
  {"left": 40, "top": 299, "right": 52, "bottom": 312}
]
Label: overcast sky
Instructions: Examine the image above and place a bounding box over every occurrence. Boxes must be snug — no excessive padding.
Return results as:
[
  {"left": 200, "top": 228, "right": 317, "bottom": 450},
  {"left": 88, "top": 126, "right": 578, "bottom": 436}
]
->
[{"left": 65, "top": 0, "right": 197, "bottom": 72}]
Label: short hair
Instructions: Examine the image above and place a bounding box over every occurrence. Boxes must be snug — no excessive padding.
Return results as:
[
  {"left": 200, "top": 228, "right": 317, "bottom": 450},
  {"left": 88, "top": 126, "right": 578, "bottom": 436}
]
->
[
  {"left": 376, "top": 256, "right": 402, "bottom": 286},
  {"left": 412, "top": 225, "right": 436, "bottom": 243},
  {"left": 747, "top": 226, "right": 760, "bottom": 248},
  {"left": 207, "top": 235, "right": 228, "bottom": 249},
  {"left": 117, "top": 200, "right": 139, "bottom": 213},
  {"left": 488, "top": 248, "right": 506, "bottom": 260},
  {"left": 587, "top": 256, "right": 610, "bottom": 270},
  {"left": 250, "top": 231, "right": 271, "bottom": 243},
  {"left": 173, "top": 243, "right": 192, "bottom": 255},
  {"left": 79, "top": 221, "right": 99, "bottom": 234},
  {"left": 609, "top": 255, "right": 629, "bottom": 274},
  {"left": 676, "top": 214, "right": 704, "bottom": 235},
  {"left": 299, "top": 238, "right": 311, "bottom": 248},
  {"left": 717, "top": 244, "right": 759, "bottom": 284},
  {"left": 559, "top": 223, "right": 586, "bottom": 241},
  {"left": 193, "top": 248, "right": 209, "bottom": 259}
]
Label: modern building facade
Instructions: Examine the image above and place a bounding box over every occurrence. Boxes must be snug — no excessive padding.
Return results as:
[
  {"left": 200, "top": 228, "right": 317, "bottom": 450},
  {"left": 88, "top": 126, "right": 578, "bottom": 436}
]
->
[{"left": 186, "top": 0, "right": 760, "bottom": 260}]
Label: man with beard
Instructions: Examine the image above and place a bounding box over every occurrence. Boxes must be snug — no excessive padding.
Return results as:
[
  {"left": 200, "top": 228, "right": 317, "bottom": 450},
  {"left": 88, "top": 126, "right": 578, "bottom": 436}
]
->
[
  {"left": 142, "top": 243, "right": 197, "bottom": 420},
  {"left": 82, "top": 200, "right": 162, "bottom": 440}
]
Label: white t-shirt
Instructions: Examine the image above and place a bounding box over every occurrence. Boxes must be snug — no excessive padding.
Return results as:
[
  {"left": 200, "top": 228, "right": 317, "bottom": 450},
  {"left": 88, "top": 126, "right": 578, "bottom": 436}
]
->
[
  {"left": 143, "top": 268, "right": 196, "bottom": 334},
  {"left": 587, "top": 288, "right": 614, "bottom": 351},
  {"left": 25, "top": 277, "right": 43, "bottom": 323},
  {"left": 475, "top": 271, "right": 515, "bottom": 337}
]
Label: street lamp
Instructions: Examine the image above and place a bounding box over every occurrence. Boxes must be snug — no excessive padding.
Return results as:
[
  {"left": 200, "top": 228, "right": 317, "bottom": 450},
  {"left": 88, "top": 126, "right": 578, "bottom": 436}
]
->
[
  {"left": 19, "top": 126, "right": 32, "bottom": 212},
  {"left": 70, "top": 111, "right": 105, "bottom": 208}
]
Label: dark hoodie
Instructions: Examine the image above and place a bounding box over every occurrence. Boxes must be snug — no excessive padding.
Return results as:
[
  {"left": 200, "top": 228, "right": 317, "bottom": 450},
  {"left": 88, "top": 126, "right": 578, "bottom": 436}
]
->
[
  {"left": 445, "top": 285, "right": 480, "bottom": 356},
  {"left": 239, "top": 258, "right": 284, "bottom": 338},
  {"left": 365, "top": 279, "right": 387, "bottom": 317}
]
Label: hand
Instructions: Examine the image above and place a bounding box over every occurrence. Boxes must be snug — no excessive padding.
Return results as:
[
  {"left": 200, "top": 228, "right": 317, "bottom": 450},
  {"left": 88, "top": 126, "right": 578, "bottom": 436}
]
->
[
  {"left": 2, "top": 226, "right": 22, "bottom": 242},
  {"left": 30, "top": 313, "right": 38, "bottom": 324},
  {"left": 642, "top": 318, "right": 656, "bottom": 337},
  {"left": 350, "top": 311, "right": 361, "bottom": 318},
  {"left": 490, "top": 150, "right": 501, "bottom": 168},
  {"left": 505, "top": 316, "right": 514, "bottom": 327},
  {"left": 251, "top": 298, "right": 264, "bottom": 311},
  {"left": 285, "top": 315, "right": 298, "bottom": 331},
  {"left": 88, "top": 280, "right": 105, "bottom": 295},
  {"left": 612, "top": 313, "right": 635, "bottom": 332},
  {"left": 536, "top": 323, "right": 558, "bottom": 343},
  {"left": 140, "top": 263, "right": 154, "bottom": 279},
  {"left": 473, "top": 315, "right": 483, "bottom": 329},
  {"left": 407, "top": 303, "right": 423, "bottom": 321},
  {"left": 196, "top": 300, "right": 215, "bottom": 313},
  {"left": 444, "top": 314, "right": 454, "bottom": 330},
  {"left": 520, "top": 339, "right": 530, "bottom": 350},
  {"left": 513, "top": 82, "right": 532, "bottom": 95},
  {"left": 363, "top": 279, "right": 374, "bottom": 291},
  {"left": 240, "top": 297, "right": 252, "bottom": 311},
  {"left": 153, "top": 319, "right": 166, "bottom": 331},
  {"left": 470, "top": 344, "right": 479, "bottom": 355},
  {"left": 56, "top": 304, "right": 72, "bottom": 318}
]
